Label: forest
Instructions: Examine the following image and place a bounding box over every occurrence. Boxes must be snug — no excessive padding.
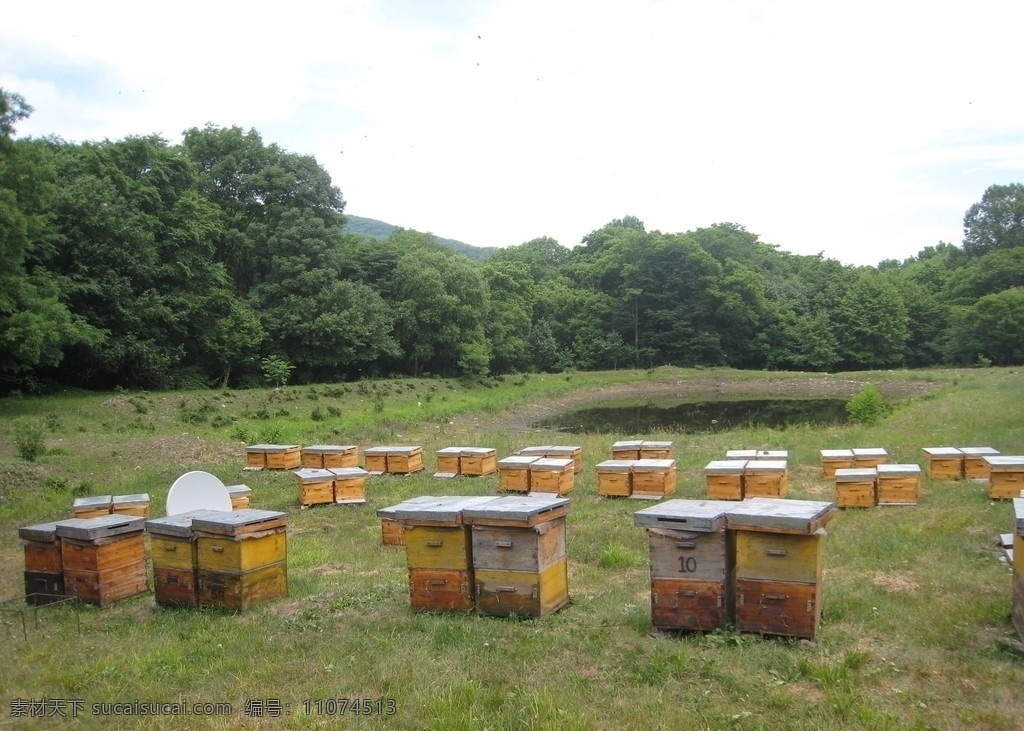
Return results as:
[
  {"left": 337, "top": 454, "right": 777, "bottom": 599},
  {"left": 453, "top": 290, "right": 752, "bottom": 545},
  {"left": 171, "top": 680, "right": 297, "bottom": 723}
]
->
[{"left": 2, "top": 88, "right": 1023, "bottom": 394}]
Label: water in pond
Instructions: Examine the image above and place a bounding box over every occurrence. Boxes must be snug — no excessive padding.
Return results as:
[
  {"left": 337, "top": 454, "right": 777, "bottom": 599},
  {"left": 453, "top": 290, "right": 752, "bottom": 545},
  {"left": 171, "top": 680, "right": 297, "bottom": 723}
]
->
[{"left": 533, "top": 398, "right": 849, "bottom": 434}]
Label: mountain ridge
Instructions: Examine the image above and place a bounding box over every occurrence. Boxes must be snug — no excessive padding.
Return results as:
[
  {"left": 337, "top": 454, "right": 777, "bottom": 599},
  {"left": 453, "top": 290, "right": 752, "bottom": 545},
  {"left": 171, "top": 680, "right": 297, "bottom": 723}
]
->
[{"left": 344, "top": 214, "right": 500, "bottom": 261}]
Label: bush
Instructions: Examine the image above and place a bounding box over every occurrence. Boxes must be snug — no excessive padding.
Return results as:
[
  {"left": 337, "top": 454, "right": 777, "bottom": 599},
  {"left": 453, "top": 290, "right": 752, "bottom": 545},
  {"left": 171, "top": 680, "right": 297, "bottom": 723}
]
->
[
  {"left": 845, "top": 383, "right": 889, "bottom": 425},
  {"left": 14, "top": 420, "right": 46, "bottom": 461}
]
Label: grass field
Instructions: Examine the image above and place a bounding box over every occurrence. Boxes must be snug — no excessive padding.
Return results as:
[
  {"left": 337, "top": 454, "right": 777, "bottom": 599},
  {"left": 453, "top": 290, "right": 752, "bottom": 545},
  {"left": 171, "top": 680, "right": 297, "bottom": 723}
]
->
[{"left": 0, "top": 367, "right": 1021, "bottom": 730}]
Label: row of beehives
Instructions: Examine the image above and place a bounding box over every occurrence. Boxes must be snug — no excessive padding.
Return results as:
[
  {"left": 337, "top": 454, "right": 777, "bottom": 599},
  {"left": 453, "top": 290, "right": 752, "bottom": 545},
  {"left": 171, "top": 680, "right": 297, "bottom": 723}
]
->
[
  {"left": 246, "top": 443, "right": 425, "bottom": 474},
  {"left": 70, "top": 486, "right": 252, "bottom": 520},
  {"left": 19, "top": 509, "right": 288, "bottom": 611}
]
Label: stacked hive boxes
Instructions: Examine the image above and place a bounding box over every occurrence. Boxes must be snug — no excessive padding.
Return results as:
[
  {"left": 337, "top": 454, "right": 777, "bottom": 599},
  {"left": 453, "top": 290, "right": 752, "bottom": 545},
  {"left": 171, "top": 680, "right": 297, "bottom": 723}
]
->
[
  {"left": 146, "top": 510, "right": 222, "bottom": 607},
  {"left": 433, "top": 448, "right": 498, "bottom": 477},
  {"left": 633, "top": 500, "right": 736, "bottom": 631},
  {"left": 57, "top": 516, "right": 148, "bottom": 607},
  {"left": 301, "top": 445, "right": 359, "bottom": 469},
  {"left": 612, "top": 441, "right": 675, "bottom": 460},
  {"left": 463, "top": 496, "right": 571, "bottom": 618},
  {"left": 19, "top": 521, "right": 65, "bottom": 605},
  {"left": 246, "top": 444, "right": 302, "bottom": 470},
  {"left": 984, "top": 456, "right": 1024, "bottom": 500},
  {"left": 73, "top": 494, "right": 151, "bottom": 518},
  {"left": 364, "top": 446, "right": 424, "bottom": 474},
  {"left": 193, "top": 509, "right": 288, "bottom": 611},
  {"left": 515, "top": 445, "right": 584, "bottom": 473},
  {"left": 634, "top": 498, "right": 835, "bottom": 639},
  {"left": 1013, "top": 499, "right": 1024, "bottom": 642}
]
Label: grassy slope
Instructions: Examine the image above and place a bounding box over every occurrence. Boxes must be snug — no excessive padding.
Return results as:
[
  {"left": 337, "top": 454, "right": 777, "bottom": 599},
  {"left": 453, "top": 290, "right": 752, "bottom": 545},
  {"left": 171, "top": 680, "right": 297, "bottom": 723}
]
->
[{"left": 0, "top": 367, "right": 1021, "bottom": 730}]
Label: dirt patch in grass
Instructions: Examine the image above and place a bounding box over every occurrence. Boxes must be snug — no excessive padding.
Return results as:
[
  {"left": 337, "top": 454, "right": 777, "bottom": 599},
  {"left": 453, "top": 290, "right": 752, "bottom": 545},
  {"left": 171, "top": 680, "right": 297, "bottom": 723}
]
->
[{"left": 873, "top": 572, "right": 922, "bottom": 593}]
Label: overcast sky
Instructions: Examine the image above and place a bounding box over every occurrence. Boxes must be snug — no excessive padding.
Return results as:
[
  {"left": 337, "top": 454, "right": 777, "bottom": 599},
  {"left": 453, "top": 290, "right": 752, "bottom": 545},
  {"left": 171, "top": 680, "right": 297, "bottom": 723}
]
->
[{"left": 4, "top": 0, "right": 1023, "bottom": 266}]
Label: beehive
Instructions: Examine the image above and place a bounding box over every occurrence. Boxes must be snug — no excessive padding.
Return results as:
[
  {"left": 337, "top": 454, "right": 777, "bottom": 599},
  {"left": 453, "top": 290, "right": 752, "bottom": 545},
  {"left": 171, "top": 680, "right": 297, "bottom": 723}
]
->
[
  {"left": 820, "top": 449, "right": 856, "bottom": 479},
  {"left": 834, "top": 468, "right": 877, "bottom": 508},
  {"left": 726, "top": 498, "right": 835, "bottom": 640},
  {"left": 852, "top": 448, "right": 889, "bottom": 469},
  {"left": 363, "top": 446, "right": 390, "bottom": 473},
  {"left": 612, "top": 440, "right": 644, "bottom": 460},
  {"left": 193, "top": 509, "right": 288, "bottom": 610},
  {"left": 376, "top": 496, "right": 439, "bottom": 546},
  {"left": 922, "top": 447, "right": 963, "bottom": 480},
  {"left": 146, "top": 510, "right": 222, "bottom": 608},
  {"left": 704, "top": 460, "right": 746, "bottom": 501},
  {"left": 392, "top": 496, "right": 499, "bottom": 613},
  {"left": 876, "top": 463, "right": 921, "bottom": 505},
  {"left": 960, "top": 447, "right": 1000, "bottom": 480},
  {"left": 461, "top": 448, "right": 498, "bottom": 476},
  {"left": 434, "top": 447, "right": 463, "bottom": 476},
  {"left": 497, "top": 456, "right": 539, "bottom": 493},
  {"left": 596, "top": 460, "right": 634, "bottom": 498},
  {"left": 634, "top": 500, "right": 736, "bottom": 631},
  {"left": 301, "top": 445, "right": 359, "bottom": 469},
  {"left": 985, "top": 456, "right": 1024, "bottom": 500},
  {"left": 545, "top": 446, "right": 583, "bottom": 472},
  {"left": 293, "top": 468, "right": 336, "bottom": 509},
  {"left": 226, "top": 484, "right": 252, "bottom": 510},
  {"left": 743, "top": 460, "right": 789, "bottom": 499},
  {"left": 72, "top": 495, "right": 112, "bottom": 518},
  {"left": 364, "top": 446, "right": 424, "bottom": 474},
  {"left": 56, "top": 516, "right": 148, "bottom": 607},
  {"left": 111, "top": 493, "right": 150, "bottom": 518},
  {"left": 1013, "top": 499, "right": 1024, "bottom": 641},
  {"left": 639, "top": 441, "right": 675, "bottom": 460},
  {"left": 246, "top": 444, "right": 302, "bottom": 470},
  {"left": 19, "top": 521, "right": 64, "bottom": 605},
  {"left": 463, "top": 496, "right": 571, "bottom": 618},
  {"left": 329, "top": 467, "right": 370, "bottom": 504},
  {"left": 631, "top": 459, "right": 677, "bottom": 500},
  {"left": 529, "top": 458, "right": 575, "bottom": 495}
]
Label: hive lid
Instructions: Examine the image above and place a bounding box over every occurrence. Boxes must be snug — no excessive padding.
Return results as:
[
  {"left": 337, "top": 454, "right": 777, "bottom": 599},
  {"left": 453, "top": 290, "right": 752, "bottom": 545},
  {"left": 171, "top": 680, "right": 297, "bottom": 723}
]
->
[
  {"left": 190, "top": 508, "right": 288, "bottom": 534},
  {"left": 226, "top": 484, "right": 252, "bottom": 495},
  {"left": 820, "top": 449, "right": 855, "bottom": 458},
  {"left": 546, "top": 445, "right": 582, "bottom": 454},
  {"left": 921, "top": 447, "right": 962, "bottom": 457},
  {"left": 725, "top": 497, "right": 835, "bottom": 534},
  {"left": 246, "top": 443, "right": 299, "bottom": 451},
  {"left": 633, "top": 499, "right": 737, "bottom": 532},
  {"left": 704, "top": 459, "right": 747, "bottom": 474},
  {"left": 725, "top": 449, "right": 757, "bottom": 459},
  {"left": 145, "top": 509, "right": 226, "bottom": 538},
  {"left": 461, "top": 495, "right": 571, "bottom": 525},
  {"left": 436, "top": 447, "right": 465, "bottom": 456},
  {"left": 983, "top": 455, "right": 1024, "bottom": 468},
  {"left": 596, "top": 459, "right": 636, "bottom": 470},
  {"left": 959, "top": 447, "right": 999, "bottom": 457},
  {"left": 376, "top": 495, "right": 440, "bottom": 519},
  {"left": 641, "top": 441, "right": 673, "bottom": 448},
  {"left": 498, "top": 456, "right": 541, "bottom": 467},
  {"left": 531, "top": 458, "right": 574, "bottom": 469},
  {"left": 328, "top": 467, "right": 369, "bottom": 478},
  {"left": 876, "top": 463, "right": 922, "bottom": 475},
  {"left": 112, "top": 493, "right": 150, "bottom": 505},
  {"left": 516, "top": 445, "right": 554, "bottom": 455},
  {"left": 612, "top": 440, "right": 644, "bottom": 449},
  {"left": 744, "top": 460, "right": 787, "bottom": 472},
  {"left": 72, "top": 495, "right": 112, "bottom": 509},
  {"left": 834, "top": 467, "right": 877, "bottom": 481},
  {"left": 293, "top": 467, "right": 335, "bottom": 482},
  {"left": 55, "top": 515, "right": 146, "bottom": 540},
  {"left": 18, "top": 521, "right": 62, "bottom": 542},
  {"left": 460, "top": 447, "right": 496, "bottom": 456},
  {"left": 633, "top": 458, "right": 676, "bottom": 471},
  {"left": 750, "top": 450, "right": 788, "bottom": 460},
  {"left": 1014, "top": 498, "right": 1024, "bottom": 535},
  {"left": 388, "top": 445, "right": 422, "bottom": 454},
  {"left": 302, "top": 444, "right": 357, "bottom": 452},
  {"left": 853, "top": 448, "right": 889, "bottom": 457},
  {"left": 390, "top": 495, "right": 499, "bottom": 524}
]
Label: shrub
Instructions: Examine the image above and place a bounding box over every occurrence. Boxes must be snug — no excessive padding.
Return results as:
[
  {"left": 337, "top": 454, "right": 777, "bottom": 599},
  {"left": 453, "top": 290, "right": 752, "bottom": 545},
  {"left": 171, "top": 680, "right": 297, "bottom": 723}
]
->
[
  {"left": 845, "top": 383, "right": 889, "bottom": 425},
  {"left": 14, "top": 420, "right": 46, "bottom": 461}
]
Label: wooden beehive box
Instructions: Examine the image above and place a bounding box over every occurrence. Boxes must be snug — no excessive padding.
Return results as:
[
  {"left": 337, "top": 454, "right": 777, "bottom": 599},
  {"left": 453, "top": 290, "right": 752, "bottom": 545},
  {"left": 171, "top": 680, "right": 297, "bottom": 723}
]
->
[
  {"left": 631, "top": 459, "right": 677, "bottom": 500},
  {"left": 634, "top": 499, "right": 737, "bottom": 631},
  {"left": 639, "top": 441, "right": 675, "bottom": 460},
  {"left": 1013, "top": 499, "right": 1024, "bottom": 641},
  {"left": 743, "top": 460, "right": 789, "bottom": 499},
  {"left": 545, "top": 446, "right": 583, "bottom": 473},
  {"left": 596, "top": 460, "right": 634, "bottom": 498},
  {"left": 146, "top": 510, "right": 223, "bottom": 608},
  {"left": 56, "top": 516, "right": 148, "bottom": 606},
  {"left": 820, "top": 449, "right": 856, "bottom": 479},
  {"left": 876, "top": 463, "right": 921, "bottom": 505},
  {"left": 529, "top": 458, "right": 575, "bottom": 495},
  {"left": 612, "top": 440, "right": 644, "bottom": 460},
  {"left": 363, "top": 446, "right": 390, "bottom": 474},
  {"left": 461, "top": 447, "right": 498, "bottom": 476},
  {"left": 293, "top": 467, "right": 336, "bottom": 508},
  {"left": 226, "top": 484, "right": 252, "bottom": 510},
  {"left": 462, "top": 496, "right": 571, "bottom": 618},
  {"left": 852, "top": 448, "right": 889, "bottom": 469},
  {"left": 72, "top": 495, "right": 112, "bottom": 518},
  {"left": 922, "top": 447, "right": 963, "bottom": 480},
  {"left": 960, "top": 447, "right": 1000, "bottom": 480},
  {"left": 111, "top": 493, "right": 150, "bottom": 518},
  {"left": 246, "top": 444, "right": 302, "bottom": 470},
  {"left": 388, "top": 446, "right": 424, "bottom": 474},
  {"left": 985, "top": 456, "right": 1024, "bottom": 500},
  {"left": 301, "top": 444, "right": 358, "bottom": 469},
  {"left": 726, "top": 498, "right": 834, "bottom": 640},
  {"left": 434, "top": 447, "right": 463, "bottom": 477},
  {"left": 19, "top": 521, "right": 65, "bottom": 606},
  {"left": 834, "top": 468, "right": 877, "bottom": 508},
  {"left": 329, "top": 467, "right": 369, "bottom": 504},
  {"left": 704, "top": 460, "right": 746, "bottom": 501},
  {"left": 497, "top": 456, "right": 539, "bottom": 493},
  {"left": 376, "top": 496, "right": 439, "bottom": 546},
  {"left": 198, "top": 561, "right": 287, "bottom": 611}
]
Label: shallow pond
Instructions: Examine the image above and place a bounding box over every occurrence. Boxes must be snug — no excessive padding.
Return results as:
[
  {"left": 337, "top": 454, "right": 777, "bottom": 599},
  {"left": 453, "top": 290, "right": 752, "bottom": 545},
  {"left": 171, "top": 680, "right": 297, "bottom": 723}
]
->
[{"left": 532, "top": 398, "right": 849, "bottom": 434}]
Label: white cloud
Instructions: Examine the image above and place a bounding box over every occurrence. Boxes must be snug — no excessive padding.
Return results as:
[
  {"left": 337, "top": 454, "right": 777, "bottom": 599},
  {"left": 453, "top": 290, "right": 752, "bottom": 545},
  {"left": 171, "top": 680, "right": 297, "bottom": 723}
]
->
[{"left": 3, "top": 0, "right": 1024, "bottom": 265}]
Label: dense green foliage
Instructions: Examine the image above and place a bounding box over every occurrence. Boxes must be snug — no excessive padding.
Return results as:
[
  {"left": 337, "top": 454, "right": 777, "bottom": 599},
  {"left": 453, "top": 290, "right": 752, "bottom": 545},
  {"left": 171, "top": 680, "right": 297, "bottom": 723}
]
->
[{"left": 2, "top": 88, "right": 1024, "bottom": 393}]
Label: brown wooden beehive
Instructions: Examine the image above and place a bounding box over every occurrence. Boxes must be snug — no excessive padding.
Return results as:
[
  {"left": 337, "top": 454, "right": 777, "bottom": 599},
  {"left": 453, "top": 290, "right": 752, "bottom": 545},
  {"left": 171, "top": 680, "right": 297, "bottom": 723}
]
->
[
  {"left": 56, "top": 516, "right": 148, "bottom": 607},
  {"left": 461, "top": 448, "right": 498, "bottom": 476},
  {"left": 226, "top": 484, "right": 252, "bottom": 510},
  {"left": 497, "top": 456, "right": 539, "bottom": 493},
  {"left": 528, "top": 458, "right": 575, "bottom": 496},
  {"left": 631, "top": 459, "right": 677, "bottom": 500},
  {"left": 611, "top": 440, "right": 644, "bottom": 460},
  {"left": 820, "top": 449, "right": 855, "bottom": 479},
  {"left": 301, "top": 444, "right": 359, "bottom": 469},
  {"left": 960, "top": 447, "right": 999, "bottom": 480},
  {"left": 596, "top": 459, "right": 634, "bottom": 498},
  {"left": 639, "top": 441, "right": 675, "bottom": 460},
  {"left": 111, "top": 493, "right": 150, "bottom": 518},
  {"left": 704, "top": 460, "right": 746, "bottom": 501},
  {"left": 986, "top": 456, "right": 1024, "bottom": 500},
  {"left": 247, "top": 444, "right": 302, "bottom": 470},
  {"left": 743, "top": 460, "right": 789, "bottom": 499},
  {"left": 146, "top": 510, "right": 223, "bottom": 608},
  {"left": 922, "top": 447, "right": 963, "bottom": 480},
  {"left": 72, "top": 495, "right": 112, "bottom": 518},
  {"left": 329, "top": 467, "right": 369, "bottom": 504},
  {"left": 876, "top": 463, "right": 921, "bottom": 505},
  {"left": 853, "top": 448, "right": 889, "bottom": 469},
  {"left": 834, "top": 468, "right": 877, "bottom": 508},
  {"left": 1013, "top": 499, "right": 1024, "bottom": 641},
  {"left": 376, "top": 496, "right": 440, "bottom": 546},
  {"left": 19, "top": 521, "right": 65, "bottom": 606},
  {"left": 293, "top": 467, "right": 336, "bottom": 509},
  {"left": 434, "top": 447, "right": 463, "bottom": 476}
]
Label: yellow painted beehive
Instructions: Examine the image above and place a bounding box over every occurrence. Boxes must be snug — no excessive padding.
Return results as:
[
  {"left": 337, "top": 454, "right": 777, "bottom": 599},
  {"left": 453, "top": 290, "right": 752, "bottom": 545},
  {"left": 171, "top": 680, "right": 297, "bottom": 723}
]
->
[
  {"left": 293, "top": 467, "right": 336, "bottom": 508},
  {"left": 329, "top": 467, "right": 369, "bottom": 504},
  {"left": 529, "top": 458, "right": 575, "bottom": 496}
]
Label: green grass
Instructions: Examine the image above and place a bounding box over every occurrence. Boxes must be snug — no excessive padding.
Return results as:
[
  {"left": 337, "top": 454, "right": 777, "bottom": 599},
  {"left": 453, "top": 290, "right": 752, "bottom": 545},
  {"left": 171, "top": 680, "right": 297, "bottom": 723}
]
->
[{"left": 0, "top": 367, "right": 1022, "bottom": 730}]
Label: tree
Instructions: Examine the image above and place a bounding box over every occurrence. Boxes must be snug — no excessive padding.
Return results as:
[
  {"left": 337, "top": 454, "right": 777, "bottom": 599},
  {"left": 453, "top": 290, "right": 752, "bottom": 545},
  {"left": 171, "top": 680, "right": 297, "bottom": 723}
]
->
[
  {"left": 946, "top": 287, "right": 1024, "bottom": 366},
  {"left": 962, "top": 183, "right": 1024, "bottom": 257},
  {"left": 0, "top": 89, "right": 32, "bottom": 148}
]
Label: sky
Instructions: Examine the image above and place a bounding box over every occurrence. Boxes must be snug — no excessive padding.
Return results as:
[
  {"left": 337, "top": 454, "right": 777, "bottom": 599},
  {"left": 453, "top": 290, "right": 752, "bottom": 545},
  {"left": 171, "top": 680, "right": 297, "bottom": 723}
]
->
[{"left": 4, "top": 0, "right": 1024, "bottom": 266}]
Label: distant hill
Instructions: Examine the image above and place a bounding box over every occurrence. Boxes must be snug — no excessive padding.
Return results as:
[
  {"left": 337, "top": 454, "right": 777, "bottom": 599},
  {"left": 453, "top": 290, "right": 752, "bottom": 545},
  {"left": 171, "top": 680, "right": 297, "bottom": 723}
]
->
[{"left": 345, "top": 214, "right": 499, "bottom": 261}]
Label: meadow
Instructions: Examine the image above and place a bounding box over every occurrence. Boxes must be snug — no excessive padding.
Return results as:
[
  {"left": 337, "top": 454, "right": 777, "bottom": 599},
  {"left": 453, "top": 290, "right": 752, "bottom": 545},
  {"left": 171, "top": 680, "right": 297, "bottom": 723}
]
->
[{"left": 0, "top": 366, "right": 1021, "bottom": 730}]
